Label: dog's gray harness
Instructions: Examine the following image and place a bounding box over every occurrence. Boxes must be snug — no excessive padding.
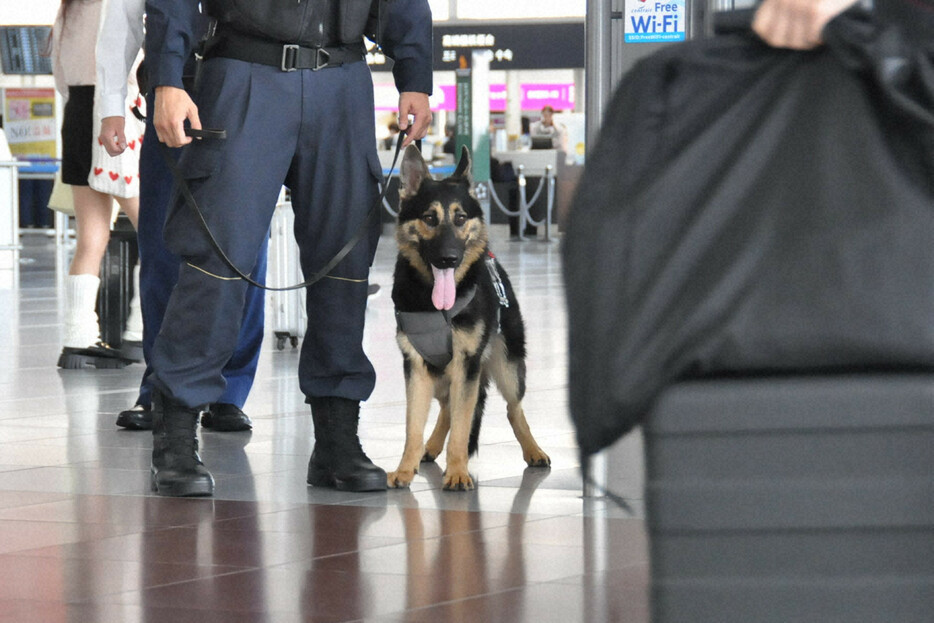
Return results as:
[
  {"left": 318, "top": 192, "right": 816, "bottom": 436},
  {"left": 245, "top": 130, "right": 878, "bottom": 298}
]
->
[
  {"left": 395, "top": 285, "right": 476, "bottom": 369},
  {"left": 395, "top": 255, "right": 511, "bottom": 369}
]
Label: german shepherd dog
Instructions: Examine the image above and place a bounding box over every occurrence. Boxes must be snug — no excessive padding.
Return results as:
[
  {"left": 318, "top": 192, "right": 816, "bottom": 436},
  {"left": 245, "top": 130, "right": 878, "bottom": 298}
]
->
[{"left": 387, "top": 145, "right": 551, "bottom": 491}]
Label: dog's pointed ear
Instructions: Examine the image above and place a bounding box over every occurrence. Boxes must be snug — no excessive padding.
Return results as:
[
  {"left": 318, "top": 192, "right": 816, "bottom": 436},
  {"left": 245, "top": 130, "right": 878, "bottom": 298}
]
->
[
  {"left": 451, "top": 145, "right": 473, "bottom": 184},
  {"left": 399, "top": 144, "right": 431, "bottom": 198}
]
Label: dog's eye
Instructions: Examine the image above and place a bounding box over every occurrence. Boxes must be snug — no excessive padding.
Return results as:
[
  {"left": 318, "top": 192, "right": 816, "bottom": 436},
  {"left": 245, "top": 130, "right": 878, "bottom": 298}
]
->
[
  {"left": 421, "top": 213, "right": 438, "bottom": 227},
  {"left": 453, "top": 213, "right": 467, "bottom": 227}
]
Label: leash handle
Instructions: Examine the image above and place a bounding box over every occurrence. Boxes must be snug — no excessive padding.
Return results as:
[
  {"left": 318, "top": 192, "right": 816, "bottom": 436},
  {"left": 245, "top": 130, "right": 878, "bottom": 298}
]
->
[
  {"left": 160, "top": 128, "right": 406, "bottom": 292},
  {"left": 185, "top": 127, "right": 227, "bottom": 140}
]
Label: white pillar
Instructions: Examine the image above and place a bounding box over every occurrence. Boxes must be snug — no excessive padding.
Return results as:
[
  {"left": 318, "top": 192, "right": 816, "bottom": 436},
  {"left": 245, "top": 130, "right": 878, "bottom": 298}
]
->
[
  {"left": 573, "top": 68, "right": 586, "bottom": 113},
  {"left": 504, "top": 71, "right": 522, "bottom": 149},
  {"left": 0, "top": 130, "right": 22, "bottom": 270},
  {"left": 582, "top": 0, "right": 614, "bottom": 497}
]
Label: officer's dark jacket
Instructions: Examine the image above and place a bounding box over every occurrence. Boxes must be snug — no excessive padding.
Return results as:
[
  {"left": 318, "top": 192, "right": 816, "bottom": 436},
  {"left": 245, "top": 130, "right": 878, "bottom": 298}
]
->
[
  {"left": 202, "top": 0, "right": 377, "bottom": 48},
  {"left": 143, "top": 0, "right": 432, "bottom": 95}
]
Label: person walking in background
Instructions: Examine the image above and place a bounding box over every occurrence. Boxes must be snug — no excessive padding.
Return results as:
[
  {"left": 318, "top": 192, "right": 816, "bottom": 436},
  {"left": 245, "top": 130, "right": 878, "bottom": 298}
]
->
[
  {"left": 52, "top": 0, "right": 143, "bottom": 369},
  {"left": 96, "top": 0, "right": 263, "bottom": 432}
]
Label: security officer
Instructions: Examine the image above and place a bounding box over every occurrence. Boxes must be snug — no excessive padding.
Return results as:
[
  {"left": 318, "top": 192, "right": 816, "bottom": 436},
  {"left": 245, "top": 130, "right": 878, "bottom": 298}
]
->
[
  {"left": 97, "top": 0, "right": 265, "bottom": 434},
  {"left": 144, "top": 0, "right": 433, "bottom": 497}
]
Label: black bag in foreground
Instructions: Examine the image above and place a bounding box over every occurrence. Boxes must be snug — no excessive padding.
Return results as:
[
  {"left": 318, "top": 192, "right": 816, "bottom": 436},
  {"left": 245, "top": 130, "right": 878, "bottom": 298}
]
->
[{"left": 564, "top": 9, "right": 934, "bottom": 457}]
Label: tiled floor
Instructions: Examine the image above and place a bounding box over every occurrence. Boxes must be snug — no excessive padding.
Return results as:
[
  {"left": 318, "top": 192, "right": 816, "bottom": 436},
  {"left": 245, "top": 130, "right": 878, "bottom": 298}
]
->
[{"left": 0, "top": 226, "right": 648, "bottom": 622}]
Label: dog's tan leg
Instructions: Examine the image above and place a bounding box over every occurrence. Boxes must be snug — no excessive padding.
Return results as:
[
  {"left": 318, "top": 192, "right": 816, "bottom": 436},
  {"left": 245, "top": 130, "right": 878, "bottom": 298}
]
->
[
  {"left": 443, "top": 376, "right": 480, "bottom": 491},
  {"left": 422, "top": 403, "right": 450, "bottom": 463},
  {"left": 489, "top": 346, "right": 551, "bottom": 467},
  {"left": 506, "top": 402, "right": 551, "bottom": 467},
  {"left": 387, "top": 363, "right": 434, "bottom": 488}
]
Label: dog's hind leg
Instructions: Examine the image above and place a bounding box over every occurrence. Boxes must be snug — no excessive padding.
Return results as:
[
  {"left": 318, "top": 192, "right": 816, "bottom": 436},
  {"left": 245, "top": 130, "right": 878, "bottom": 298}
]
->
[
  {"left": 422, "top": 403, "right": 450, "bottom": 463},
  {"left": 506, "top": 401, "right": 550, "bottom": 467},
  {"left": 489, "top": 344, "right": 551, "bottom": 468},
  {"left": 388, "top": 360, "right": 435, "bottom": 488}
]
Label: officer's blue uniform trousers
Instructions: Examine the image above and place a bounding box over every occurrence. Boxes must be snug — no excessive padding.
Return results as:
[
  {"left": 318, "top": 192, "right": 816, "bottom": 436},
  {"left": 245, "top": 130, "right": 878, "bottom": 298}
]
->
[
  {"left": 138, "top": 91, "right": 267, "bottom": 410},
  {"left": 150, "top": 57, "right": 381, "bottom": 408}
]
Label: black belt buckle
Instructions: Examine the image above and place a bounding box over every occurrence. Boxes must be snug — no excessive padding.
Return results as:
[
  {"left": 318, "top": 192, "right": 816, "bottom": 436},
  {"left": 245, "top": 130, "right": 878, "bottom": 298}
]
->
[
  {"left": 281, "top": 44, "right": 300, "bottom": 72},
  {"left": 313, "top": 47, "right": 330, "bottom": 71}
]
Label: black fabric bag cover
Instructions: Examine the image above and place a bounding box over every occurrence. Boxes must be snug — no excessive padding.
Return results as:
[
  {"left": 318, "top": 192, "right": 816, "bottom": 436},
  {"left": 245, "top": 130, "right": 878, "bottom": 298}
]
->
[{"left": 563, "top": 9, "right": 934, "bottom": 457}]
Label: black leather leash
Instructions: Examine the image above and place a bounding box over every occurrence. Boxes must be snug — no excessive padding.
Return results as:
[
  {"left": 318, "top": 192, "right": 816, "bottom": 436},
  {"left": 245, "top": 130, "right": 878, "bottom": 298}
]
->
[{"left": 159, "top": 127, "right": 406, "bottom": 291}]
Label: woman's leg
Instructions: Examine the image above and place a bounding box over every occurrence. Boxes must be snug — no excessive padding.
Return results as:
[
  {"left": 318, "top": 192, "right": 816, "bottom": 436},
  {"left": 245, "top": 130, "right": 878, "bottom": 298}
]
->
[
  {"left": 59, "top": 186, "right": 132, "bottom": 367},
  {"left": 114, "top": 195, "right": 140, "bottom": 229},
  {"left": 69, "top": 186, "right": 117, "bottom": 276},
  {"left": 113, "top": 195, "right": 144, "bottom": 353}
]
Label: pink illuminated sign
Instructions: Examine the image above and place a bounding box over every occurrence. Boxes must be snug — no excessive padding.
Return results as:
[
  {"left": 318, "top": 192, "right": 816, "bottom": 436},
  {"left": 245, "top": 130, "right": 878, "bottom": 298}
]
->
[
  {"left": 376, "top": 83, "right": 575, "bottom": 112},
  {"left": 440, "top": 83, "right": 573, "bottom": 112}
]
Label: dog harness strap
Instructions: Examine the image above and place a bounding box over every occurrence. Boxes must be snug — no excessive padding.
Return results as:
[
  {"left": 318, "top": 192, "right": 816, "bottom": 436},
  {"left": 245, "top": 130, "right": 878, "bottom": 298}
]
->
[
  {"left": 208, "top": 28, "right": 366, "bottom": 71},
  {"left": 485, "top": 254, "right": 510, "bottom": 308},
  {"left": 395, "top": 286, "right": 477, "bottom": 369},
  {"left": 396, "top": 312, "right": 453, "bottom": 369}
]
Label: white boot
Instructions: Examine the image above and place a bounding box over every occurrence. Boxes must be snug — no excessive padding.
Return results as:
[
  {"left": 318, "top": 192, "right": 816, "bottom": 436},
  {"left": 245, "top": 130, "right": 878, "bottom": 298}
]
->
[
  {"left": 63, "top": 274, "right": 101, "bottom": 348},
  {"left": 58, "top": 273, "right": 129, "bottom": 369},
  {"left": 121, "top": 264, "right": 144, "bottom": 362},
  {"left": 123, "top": 263, "right": 144, "bottom": 341}
]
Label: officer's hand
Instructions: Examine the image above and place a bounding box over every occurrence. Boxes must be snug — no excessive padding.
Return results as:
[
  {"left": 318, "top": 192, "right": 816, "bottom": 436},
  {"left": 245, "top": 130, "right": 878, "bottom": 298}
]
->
[
  {"left": 752, "top": 0, "right": 859, "bottom": 49},
  {"left": 397, "top": 92, "right": 432, "bottom": 148},
  {"left": 99, "top": 116, "right": 128, "bottom": 156},
  {"left": 153, "top": 86, "right": 201, "bottom": 148}
]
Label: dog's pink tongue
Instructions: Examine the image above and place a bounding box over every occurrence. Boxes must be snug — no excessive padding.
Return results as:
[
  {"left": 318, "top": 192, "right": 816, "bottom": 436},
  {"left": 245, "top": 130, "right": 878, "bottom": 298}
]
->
[{"left": 431, "top": 266, "right": 456, "bottom": 310}]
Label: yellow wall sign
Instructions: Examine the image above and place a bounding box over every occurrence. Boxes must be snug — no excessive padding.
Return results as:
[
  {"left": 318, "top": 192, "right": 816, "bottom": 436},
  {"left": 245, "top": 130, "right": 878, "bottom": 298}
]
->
[{"left": 3, "top": 88, "right": 56, "bottom": 159}]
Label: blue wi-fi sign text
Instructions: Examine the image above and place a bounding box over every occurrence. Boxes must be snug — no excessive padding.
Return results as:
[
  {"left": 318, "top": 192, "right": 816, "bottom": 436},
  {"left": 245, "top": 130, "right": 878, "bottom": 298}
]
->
[{"left": 625, "top": 1, "right": 686, "bottom": 43}]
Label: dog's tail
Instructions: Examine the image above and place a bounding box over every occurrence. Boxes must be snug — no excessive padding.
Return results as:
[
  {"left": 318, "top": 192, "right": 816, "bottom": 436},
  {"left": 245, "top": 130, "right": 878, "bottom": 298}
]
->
[{"left": 467, "top": 380, "right": 488, "bottom": 456}]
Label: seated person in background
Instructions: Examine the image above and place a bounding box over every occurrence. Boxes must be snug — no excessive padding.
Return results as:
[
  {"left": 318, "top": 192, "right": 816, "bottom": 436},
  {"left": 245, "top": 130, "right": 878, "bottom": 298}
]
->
[
  {"left": 529, "top": 105, "right": 568, "bottom": 152},
  {"left": 382, "top": 121, "right": 400, "bottom": 150},
  {"left": 442, "top": 124, "right": 455, "bottom": 155},
  {"left": 518, "top": 115, "right": 532, "bottom": 151}
]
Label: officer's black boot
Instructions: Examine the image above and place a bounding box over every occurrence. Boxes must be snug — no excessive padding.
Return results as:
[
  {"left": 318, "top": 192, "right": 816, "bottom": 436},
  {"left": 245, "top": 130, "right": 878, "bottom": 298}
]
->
[
  {"left": 307, "top": 397, "right": 387, "bottom": 492},
  {"left": 151, "top": 390, "right": 214, "bottom": 497}
]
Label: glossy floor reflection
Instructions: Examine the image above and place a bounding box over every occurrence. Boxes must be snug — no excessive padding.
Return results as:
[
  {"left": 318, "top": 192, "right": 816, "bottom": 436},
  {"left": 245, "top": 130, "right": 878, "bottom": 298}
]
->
[{"left": 0, "top": 228, "right": 647, "bottom": 622}]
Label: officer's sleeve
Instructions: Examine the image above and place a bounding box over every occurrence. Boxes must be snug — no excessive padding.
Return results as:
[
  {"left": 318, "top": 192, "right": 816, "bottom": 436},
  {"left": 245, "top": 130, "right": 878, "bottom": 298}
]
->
[
  {"left": 144, "top": 0, "right": 202, "bottom": 89},
  {"left": 380, "top": 0, "right": 433, "bottom": 95}
]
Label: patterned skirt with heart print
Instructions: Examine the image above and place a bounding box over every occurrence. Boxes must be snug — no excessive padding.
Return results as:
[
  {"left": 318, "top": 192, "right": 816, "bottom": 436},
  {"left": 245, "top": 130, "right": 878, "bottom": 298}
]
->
[{"left": 88, "top": 66, "right": 146, "bottom": 199}]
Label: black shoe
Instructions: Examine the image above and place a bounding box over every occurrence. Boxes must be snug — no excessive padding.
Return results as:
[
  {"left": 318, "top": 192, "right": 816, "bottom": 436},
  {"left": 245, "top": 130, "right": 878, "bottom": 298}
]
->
[
  {"left": 150, "top": 391, "right": 214, "bottom": 497},
  {"left": 116, "top": 404, "right": 152, "bottom": 430},
  {"left": 58, "top": 342, "right": 132, "bottom": 369},
  {"left": 120, "top": 340, "right": 144, "bottom": 363},
  {"left": 307, "top": 396, "right": 387, "bottom": 492},
  {"left": 201, "top": 403, "right": 253, "bottom": 432},
  {"left": 367, "top": 283, "right": 381, "bottom": 299}
]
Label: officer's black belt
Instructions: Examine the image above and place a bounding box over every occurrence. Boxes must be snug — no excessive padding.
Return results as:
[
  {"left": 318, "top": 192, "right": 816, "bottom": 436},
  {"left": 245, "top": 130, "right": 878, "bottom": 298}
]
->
[{"left": 208, "top": 31, "right": 365, "bottom": 72}]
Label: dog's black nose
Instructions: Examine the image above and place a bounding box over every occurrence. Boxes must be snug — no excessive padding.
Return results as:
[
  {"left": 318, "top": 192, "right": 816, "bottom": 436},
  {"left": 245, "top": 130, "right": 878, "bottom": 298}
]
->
[{"left": 436, "top": 255, "right": 459, "bottom": 269}]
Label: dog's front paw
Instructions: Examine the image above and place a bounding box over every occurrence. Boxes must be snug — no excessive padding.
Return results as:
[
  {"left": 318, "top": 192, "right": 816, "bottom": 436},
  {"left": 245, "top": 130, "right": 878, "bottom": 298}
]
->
[
  {"left": 525, "top": 448, "right": 552, "bottom": 468},
  {"left": 442, "top": 469, "right": 475, "bottom": 491},
  {"left": 387, "top": 469, "right": 416, "bottom": 488}
]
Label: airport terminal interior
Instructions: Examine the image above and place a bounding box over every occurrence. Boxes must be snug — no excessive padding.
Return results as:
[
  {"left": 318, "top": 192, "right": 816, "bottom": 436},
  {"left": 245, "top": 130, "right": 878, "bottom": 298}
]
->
[
  {"left": 0, "top": 226, "right": 647, "bottom": 622},
  {"left": 13, "top": 1, "right": 925, "bottom": 621},
  {"left": 0, "top": 3, "right": 657, "bottom": 620}
]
